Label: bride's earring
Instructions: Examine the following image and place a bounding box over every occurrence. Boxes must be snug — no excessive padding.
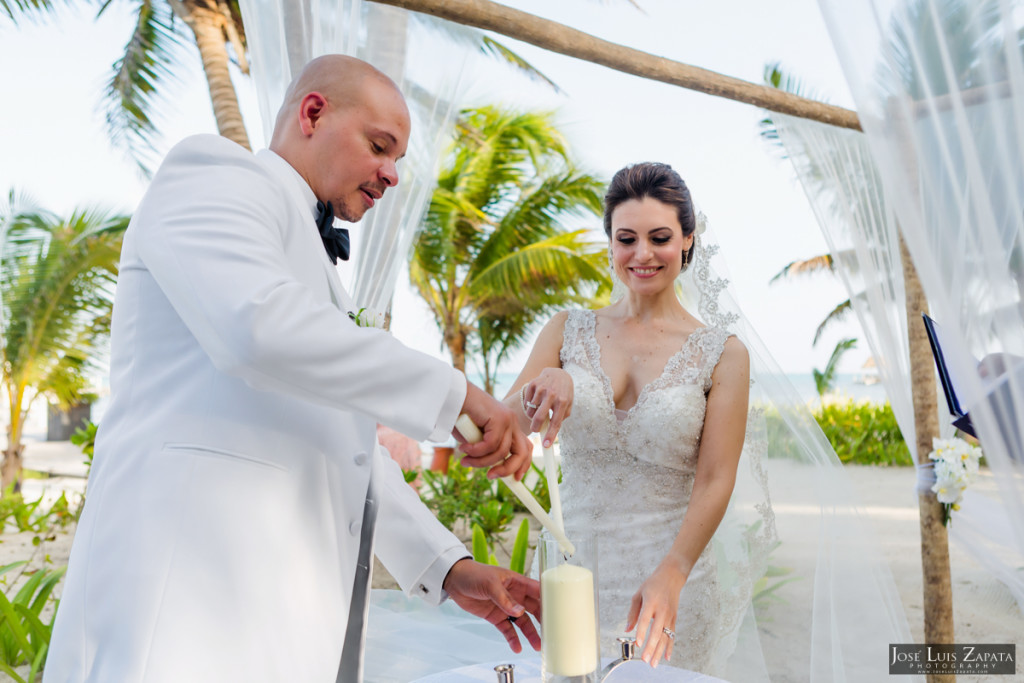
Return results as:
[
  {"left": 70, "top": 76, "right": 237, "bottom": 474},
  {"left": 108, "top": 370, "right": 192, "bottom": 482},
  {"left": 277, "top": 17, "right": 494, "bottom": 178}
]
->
[{"left": 608, "top": 245, "right": 627, "bottom": 302}]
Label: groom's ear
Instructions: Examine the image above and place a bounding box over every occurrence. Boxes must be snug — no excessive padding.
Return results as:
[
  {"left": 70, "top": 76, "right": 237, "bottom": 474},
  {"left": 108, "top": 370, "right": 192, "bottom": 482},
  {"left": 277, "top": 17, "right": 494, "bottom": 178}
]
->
[{"left": 299, "top": 92, "right": 329, "bottom": 135}]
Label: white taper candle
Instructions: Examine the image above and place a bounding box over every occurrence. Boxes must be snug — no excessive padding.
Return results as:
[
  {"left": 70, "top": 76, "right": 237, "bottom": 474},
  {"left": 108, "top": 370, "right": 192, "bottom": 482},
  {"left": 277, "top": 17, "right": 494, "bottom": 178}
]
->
[
  {"left": 539, "top": 417, "right": 564, "bottom": 536},
  {"left": 455, "top": 414, "right": 576, "bottom": 557}
]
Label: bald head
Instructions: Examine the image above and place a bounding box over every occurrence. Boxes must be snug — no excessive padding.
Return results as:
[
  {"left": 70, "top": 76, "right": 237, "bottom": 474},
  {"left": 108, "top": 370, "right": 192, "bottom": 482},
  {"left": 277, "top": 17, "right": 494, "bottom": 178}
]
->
[
  {"left": 271, "top": 55, "right": 403, "bottom": 143},
  {"left": 269, "top": 55, "right": 412, "bottom": 223}
]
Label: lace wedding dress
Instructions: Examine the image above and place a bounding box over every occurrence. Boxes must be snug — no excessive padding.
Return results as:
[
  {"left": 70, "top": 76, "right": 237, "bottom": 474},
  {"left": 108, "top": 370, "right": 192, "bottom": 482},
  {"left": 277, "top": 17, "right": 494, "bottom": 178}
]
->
[{"left": 557, "top": 308, "right": 741, "bottom": 675}]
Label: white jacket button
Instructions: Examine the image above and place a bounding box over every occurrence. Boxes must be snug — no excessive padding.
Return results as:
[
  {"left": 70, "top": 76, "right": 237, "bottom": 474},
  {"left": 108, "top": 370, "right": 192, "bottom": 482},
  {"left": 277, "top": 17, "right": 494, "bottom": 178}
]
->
[
  {"left": 348, "top": 520, "right": 360, "bottom": 535},
  {"left": 354, "top": 452, "right": 368, "bottom": 466}
]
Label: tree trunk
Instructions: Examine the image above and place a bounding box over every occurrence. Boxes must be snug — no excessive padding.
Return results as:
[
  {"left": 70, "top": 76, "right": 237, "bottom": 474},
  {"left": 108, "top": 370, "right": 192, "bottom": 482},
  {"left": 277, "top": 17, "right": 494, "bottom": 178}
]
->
[
  {"left": 899, "top": 232, "right": 956, "bottom": 672},
  {"left": 2, "top": 388, "right": 26, "bottom": 493},
  {"left": 369, "top": 0, "right": 862, "bottom": 131},
  {"left": 445, "top": 327, "right": 467, "bottom": 374},
  {"left": 1, "top": 443, "right": 23, "bottom": 493},
  {"left": 181, "top": 2, "right": 252, "bottom": 150}
]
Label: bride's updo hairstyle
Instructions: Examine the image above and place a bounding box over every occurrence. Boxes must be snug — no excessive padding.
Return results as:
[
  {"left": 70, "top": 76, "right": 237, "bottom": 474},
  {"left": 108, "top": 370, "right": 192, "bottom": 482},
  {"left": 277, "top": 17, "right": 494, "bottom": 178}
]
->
[{"left": 603, "top": 162, "right": 697, "bottom": 270}]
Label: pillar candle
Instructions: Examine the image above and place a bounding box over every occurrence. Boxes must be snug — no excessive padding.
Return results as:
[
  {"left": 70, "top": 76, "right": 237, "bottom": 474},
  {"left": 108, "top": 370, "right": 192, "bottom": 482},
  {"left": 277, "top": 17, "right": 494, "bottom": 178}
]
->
[{"left": 541, "top": 563, "right": 598, "bottom": 677}]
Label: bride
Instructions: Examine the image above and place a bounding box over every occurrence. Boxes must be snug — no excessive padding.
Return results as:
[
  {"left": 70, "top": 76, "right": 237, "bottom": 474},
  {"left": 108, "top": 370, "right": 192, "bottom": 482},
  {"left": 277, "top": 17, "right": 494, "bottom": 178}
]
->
[
  {"left": 505, "top": 162, "right": 750, "bottom": 673},
  {"left": 504, "top": 161, "right": 918, "bottom": 681}
]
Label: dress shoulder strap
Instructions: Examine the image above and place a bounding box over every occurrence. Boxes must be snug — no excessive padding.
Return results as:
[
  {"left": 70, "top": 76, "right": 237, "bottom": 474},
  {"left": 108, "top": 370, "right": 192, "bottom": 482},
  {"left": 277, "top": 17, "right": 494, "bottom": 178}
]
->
[
  {"left": 694, "top": 326, "right": 733, "bottom": 393},
  {"left": 656, "top": 325, "right": 733, "bottom": 393},
  {"left": 559, "top": 309, "right": 596, "bottom": 369}
]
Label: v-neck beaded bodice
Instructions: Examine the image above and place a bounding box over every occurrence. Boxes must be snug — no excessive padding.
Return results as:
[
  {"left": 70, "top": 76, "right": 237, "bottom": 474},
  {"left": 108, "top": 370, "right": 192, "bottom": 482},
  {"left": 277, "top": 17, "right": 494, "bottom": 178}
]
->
[
  {"left": 560, "top": 309, "right": 729, "bottom": 474},
  {"left": 556, "top": 308, "right": 732, "bottom": 672}
]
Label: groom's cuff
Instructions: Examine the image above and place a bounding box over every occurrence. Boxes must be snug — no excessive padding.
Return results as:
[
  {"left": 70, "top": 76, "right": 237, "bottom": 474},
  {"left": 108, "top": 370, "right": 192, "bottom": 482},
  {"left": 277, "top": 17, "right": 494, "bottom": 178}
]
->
[
  {"left": 411, "top": 546, "right": 471, "bottom": 607},
  {"left": 427, "top": 369, "right": 467, "bottom": 443}
]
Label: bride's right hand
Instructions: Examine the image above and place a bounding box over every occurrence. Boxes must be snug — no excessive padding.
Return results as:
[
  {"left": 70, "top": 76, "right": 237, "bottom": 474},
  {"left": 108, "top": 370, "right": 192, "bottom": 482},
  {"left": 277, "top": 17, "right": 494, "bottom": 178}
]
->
[
  {"left": 626, "top": 563, "right": 686, "bottom": 666},
  {"left": 521, "top": 368, "right": 573, "bottom": 447}
]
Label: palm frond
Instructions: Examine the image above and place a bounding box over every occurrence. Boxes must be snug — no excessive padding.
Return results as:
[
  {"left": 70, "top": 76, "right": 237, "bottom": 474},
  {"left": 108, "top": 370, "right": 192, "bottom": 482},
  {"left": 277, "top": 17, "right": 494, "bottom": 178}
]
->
[
  {"left": 759, "top": 61, "right": 830, "bottom": 152},
  {"left": 408, "top": 13, "right": 560, "bottom": 92},
  {"left": 473, "top": 169, "right": 604, "bottom": 275},
  {"left": 468, "top": 231, "right": 609, "bottom": 306},
  {"left": 0, "top": 0, "right": 66, "bottom": 24},
  {"left": 103, "top": 0, "right": 187, "bottom": 174},
  {"left": 769, "top": 254, "right": 835, "bottom": 283},
  {"left": 480, "top": 37, "right": 562, "bottom": 93},
  {"left": 812, "top": 299, "right": 854, "bottom": 346}
]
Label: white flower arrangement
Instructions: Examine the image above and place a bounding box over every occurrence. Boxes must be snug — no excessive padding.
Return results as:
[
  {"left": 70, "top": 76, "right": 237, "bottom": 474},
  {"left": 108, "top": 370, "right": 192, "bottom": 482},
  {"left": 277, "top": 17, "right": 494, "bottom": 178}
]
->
[{"left": 928, "top": 436, "right": 983, "bottom": 526}]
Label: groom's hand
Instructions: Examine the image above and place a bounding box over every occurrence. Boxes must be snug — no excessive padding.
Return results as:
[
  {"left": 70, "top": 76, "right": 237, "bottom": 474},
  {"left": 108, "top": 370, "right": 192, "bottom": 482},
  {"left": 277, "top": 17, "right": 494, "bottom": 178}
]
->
[
  {"left": 443, "top": 559, "right": 542, "bottom": 653},
  {"left": 456, "top": 383, "right": 533, "bottom": 480}
]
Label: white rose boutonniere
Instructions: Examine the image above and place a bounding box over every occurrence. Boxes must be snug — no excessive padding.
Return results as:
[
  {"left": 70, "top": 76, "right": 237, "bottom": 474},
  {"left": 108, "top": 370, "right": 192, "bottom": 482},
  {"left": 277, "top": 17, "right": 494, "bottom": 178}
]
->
[
  {"left": 928, "top": 436, "right": 983, "bottom": 526},
  {"left": 347, "top": 307, "right": 386, "bottom": 329}
]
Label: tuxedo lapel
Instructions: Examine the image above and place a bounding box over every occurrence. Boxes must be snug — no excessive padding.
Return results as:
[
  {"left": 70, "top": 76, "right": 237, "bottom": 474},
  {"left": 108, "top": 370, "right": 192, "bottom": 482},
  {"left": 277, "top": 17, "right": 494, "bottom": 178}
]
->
[{"left": 255, "top": 150, "right": 357, "bottom": 314}]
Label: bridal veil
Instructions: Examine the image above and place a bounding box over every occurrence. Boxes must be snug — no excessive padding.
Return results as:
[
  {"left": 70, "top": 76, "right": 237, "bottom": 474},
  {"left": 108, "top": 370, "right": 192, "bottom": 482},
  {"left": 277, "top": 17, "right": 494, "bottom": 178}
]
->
[{"left": 656, "top": 216, "right": 918, "bottom": 681}]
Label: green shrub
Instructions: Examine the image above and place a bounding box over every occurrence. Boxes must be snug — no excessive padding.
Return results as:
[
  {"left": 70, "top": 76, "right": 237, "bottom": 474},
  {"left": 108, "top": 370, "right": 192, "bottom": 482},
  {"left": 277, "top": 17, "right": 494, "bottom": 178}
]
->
[
  {"left": 0, "top": 562, "right": 66, "bottom": 682},
  {"left": 812, "top": 400, "right": 912, "bottom": 466},
  {"left": 419, "top": 455, "right": 513, "bottom": 542},
  {"left": 0, "top": 488, "right": 76, "bottom": 542},
  {"left": 69, "top": 422, "right": 97, "bottom": 470},
  {"left": 419, "top": 455, "right": 554, "bottom": 544},
  {"left": 760, "top": 400, "right": 911, "bottom": 466}
]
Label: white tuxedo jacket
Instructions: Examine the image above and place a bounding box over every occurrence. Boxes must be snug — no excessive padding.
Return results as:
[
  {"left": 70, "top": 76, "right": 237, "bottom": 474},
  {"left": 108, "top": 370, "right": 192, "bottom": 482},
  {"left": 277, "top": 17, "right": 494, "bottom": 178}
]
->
[{"left": 44, "top": 135, "right": 469, "bottom": 683}]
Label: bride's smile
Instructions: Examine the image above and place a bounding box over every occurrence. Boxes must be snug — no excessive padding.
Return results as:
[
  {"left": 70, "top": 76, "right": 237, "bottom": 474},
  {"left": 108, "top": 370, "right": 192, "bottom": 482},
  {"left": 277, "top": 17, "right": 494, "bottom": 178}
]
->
[{"left": 611, "top": 196, "right": 694, "bottom": 295}]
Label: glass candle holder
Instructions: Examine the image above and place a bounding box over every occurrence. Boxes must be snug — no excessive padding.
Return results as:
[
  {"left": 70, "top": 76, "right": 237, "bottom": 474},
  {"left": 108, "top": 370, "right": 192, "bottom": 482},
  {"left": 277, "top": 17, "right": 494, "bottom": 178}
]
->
[{"left": 539, "top": 528, "right": 600, "bottom": 683}]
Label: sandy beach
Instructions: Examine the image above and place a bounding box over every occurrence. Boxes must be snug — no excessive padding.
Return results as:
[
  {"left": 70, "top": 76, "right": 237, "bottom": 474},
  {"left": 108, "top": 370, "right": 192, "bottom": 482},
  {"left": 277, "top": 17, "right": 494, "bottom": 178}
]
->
[{"left": 4, "top": 439, "right": 1023, "bottom": 681}]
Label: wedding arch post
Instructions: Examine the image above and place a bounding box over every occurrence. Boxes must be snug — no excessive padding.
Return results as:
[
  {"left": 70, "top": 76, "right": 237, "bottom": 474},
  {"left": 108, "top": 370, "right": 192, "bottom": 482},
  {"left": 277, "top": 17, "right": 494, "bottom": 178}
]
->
[
  {"left": 364, "top": 0, "right": 954, "bottom": 652},
  {"left": 899, "top": 231, "right": 956, "bottom": 662}
]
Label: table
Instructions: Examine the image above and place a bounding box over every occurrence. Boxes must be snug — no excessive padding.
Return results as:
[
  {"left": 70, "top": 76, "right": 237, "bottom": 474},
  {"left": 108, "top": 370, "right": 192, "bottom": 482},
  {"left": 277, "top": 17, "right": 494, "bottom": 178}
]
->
[
  {"left": 411, "top": 658, "right": 726, "bottom": 682},
  {"left": 363, "top": 590, "right": 724, "bottom": 683}
]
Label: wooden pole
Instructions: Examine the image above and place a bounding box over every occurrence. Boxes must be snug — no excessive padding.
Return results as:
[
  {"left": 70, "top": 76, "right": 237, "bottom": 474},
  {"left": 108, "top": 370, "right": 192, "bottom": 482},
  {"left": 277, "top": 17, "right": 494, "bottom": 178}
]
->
[
  {"left": 369, "top": 0, "right": 862, "bottom": 132},
  {"left": 899, "top": 231, "right": 956, "bottom": 680}
]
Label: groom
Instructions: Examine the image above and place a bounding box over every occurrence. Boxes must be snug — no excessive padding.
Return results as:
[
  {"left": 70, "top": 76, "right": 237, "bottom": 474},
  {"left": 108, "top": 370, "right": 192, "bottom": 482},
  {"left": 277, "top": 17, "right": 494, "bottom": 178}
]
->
[{"left": 44, "top": 55, "right": 539, "bottom": 682}]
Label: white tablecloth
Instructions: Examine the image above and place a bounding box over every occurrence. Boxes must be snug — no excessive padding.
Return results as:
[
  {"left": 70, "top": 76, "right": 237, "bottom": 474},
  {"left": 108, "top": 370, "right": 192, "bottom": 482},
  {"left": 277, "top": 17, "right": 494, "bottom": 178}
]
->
[
  {"left": 363, "top": 590, "right": 724, "bottom": 683},
  {"left": 411, "top": 658, "right": 725, "bottom": 682}
]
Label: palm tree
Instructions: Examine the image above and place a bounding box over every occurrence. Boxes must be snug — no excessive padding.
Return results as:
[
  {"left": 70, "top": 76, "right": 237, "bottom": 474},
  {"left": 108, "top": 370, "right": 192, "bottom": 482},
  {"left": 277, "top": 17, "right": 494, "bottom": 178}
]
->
[
  {"left": 1, "top": 191, "right": 129, "bottom": 491},
  {"left": 410, "top": 105, "right": 609, "bottom": 393}
]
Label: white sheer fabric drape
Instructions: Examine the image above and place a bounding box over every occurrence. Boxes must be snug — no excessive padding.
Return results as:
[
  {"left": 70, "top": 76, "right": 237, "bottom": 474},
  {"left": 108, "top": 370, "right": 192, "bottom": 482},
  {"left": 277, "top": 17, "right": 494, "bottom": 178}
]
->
[
  {"left": 238, "top": 0, "right": 470, "bottom": 320},
  {"left": 818, "top": 0, "right": 1024, "bottom": 611},
  {"left": 772, "top": 113, "right": 919, "bottom": 454},
  {"left": 672, "top": 225, "right": 917, "bottom": 680}
]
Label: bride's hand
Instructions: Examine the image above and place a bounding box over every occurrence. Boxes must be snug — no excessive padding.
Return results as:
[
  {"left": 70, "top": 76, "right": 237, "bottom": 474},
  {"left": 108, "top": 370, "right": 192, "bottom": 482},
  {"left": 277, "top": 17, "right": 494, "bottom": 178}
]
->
[
  {"left": 521, "top": 368, "right": 573, "bottom": 447},
  {"left": 625, "top": 563, "right": 686, "bottom": 667}
]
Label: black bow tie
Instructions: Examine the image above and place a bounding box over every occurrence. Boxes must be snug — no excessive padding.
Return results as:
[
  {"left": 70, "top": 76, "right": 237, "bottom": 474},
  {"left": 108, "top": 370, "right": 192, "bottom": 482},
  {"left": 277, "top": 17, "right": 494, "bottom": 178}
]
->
[{"left": 315, "top": 200, "right": 350, "bottom": 263}]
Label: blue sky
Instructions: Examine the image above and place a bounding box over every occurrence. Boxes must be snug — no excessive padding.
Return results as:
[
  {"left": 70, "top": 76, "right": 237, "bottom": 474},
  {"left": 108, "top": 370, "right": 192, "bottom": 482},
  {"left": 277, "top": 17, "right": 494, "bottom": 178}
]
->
[{"left": 0, "top": 0, "right": 868, "bottom": 376}]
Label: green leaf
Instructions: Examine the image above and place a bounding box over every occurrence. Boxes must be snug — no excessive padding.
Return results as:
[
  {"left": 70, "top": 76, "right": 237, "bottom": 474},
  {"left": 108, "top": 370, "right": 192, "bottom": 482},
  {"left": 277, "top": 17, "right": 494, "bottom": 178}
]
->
[
  {"left": 27, "top": 566, "right": 65, "bottom": 618},
  {"left": 471, "top": 523, "right": 490, "bottom": 564},
  {"left": 13, "top": 604, "right": 50, "bottom": 649},
  {"left": 0, "top": 589, "right": 35, "bottom": 661},
  {"left": 27, "top": 640, "right": 47, "bottom": 682},
  {"left": 510, "top": 518, "right": 530, "bottom": 575}
]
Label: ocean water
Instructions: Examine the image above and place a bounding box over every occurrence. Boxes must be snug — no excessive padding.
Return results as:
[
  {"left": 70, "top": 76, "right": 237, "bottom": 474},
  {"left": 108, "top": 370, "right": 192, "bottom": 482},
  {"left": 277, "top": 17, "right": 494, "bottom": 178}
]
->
[{"left": 477, "top": 371, "right": 891, "bottom": 405}]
